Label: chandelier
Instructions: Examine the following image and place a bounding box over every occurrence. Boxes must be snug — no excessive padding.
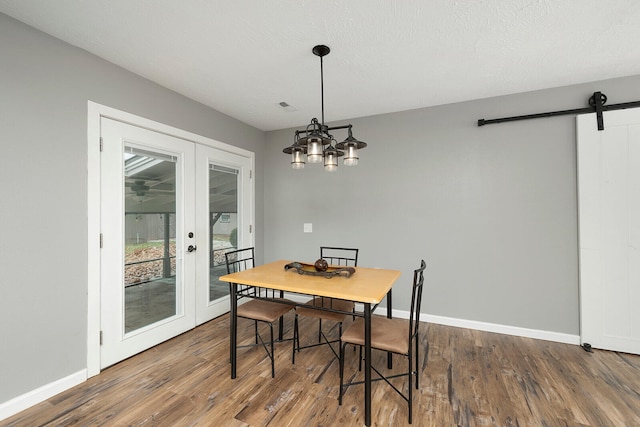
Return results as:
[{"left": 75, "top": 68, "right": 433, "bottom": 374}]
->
[{"left": 283, "top": 45, "right": 367, "bottom": 172}]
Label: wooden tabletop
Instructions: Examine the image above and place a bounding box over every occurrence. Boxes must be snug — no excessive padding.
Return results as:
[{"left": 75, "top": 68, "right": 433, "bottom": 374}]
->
[{"left": 219, "top": 260, "right": 401, "bottom": 304}]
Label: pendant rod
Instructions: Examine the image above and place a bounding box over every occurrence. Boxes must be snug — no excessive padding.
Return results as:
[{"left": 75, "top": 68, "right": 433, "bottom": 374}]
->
[{"left": 320, "top": 54, "right": 325, "bottom": 127}]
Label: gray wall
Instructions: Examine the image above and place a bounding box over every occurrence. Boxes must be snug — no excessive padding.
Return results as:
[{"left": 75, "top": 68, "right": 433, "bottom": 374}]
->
[
  {"left": 265, "top": 74, "right": 640, "bottom": 335},
  {"left": 0, "top": 13, "right": 264, "bottom": 403},
  {"left": 4, "top": 6, "right": 640, "bottom": 411}
]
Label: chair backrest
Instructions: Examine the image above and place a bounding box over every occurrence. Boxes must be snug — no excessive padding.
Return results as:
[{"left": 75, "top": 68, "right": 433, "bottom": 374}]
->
[
  {"left": 225, "top": 247, "right": 281, "bottom": 299},
  {"left": 225, "top": 247, "right": 255, "bottom": 273},
  {"left": 408, "top": 260, "right": 426, "bottom": 342},
  {"left": 225, "top": 247, "right": 258, "bottom": 297},
  {"left": 320, "top": 246, "right": 359, "bottom": 267}
]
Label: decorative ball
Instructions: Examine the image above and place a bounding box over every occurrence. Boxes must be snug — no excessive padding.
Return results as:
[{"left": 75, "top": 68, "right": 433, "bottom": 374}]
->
[{"left": 314, "top": 258, "right": 328, "bottom": 272}]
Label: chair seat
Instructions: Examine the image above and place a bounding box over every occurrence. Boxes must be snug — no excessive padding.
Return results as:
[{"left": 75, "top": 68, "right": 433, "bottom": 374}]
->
[
  {"left": 296, "top": 297, "right": 354, "bottom": 322},
  {"left": 341, "top": 316, "right": 410, "bottom": 355},
  {"left": 339, "top": 259, "right": 425, "bottom": 424},
  {"left": 237, "top": 298, "right": 293, "bottom": 323}
]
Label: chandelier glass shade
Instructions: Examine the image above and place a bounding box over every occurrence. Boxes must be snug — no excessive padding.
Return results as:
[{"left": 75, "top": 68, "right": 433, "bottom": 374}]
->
[{"left": 282, "top": 45, "right": 366, "bottom": 171}]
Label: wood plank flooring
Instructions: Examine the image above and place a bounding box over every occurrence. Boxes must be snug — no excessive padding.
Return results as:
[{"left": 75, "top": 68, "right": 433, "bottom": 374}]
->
[{"left": 3, "top": 314, "right": 640, "bottom": 426}]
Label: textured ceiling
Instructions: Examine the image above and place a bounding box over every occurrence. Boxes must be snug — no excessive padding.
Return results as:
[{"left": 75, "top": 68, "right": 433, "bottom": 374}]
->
[{"left": 1, "top": 0, "right": 640, "bottom": 131}]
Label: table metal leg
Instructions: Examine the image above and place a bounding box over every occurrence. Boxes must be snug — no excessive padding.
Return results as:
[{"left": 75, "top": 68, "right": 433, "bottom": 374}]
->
[
  {"left": 364, "top": 302, "right": 372, "bottom": 427},
  {"left": 278, "top": 290, "right": 284, "bottom": 340},
  {"left": 387, "top": 289, "right": 393, "bottom": 369},
  {"left": 230, "top": 283, "right": 238, "bottom": 379}
]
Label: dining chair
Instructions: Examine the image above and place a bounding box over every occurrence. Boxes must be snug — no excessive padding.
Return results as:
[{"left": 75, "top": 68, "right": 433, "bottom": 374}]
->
[
  {"left": 225, "top": 247, "right": 294, "bottom": 378},
  {"left": 339, "top": 259, "right": 426, "bottom": 424},
  {"left": 292, "top": 246, "right": 359, "bottom": 363}
]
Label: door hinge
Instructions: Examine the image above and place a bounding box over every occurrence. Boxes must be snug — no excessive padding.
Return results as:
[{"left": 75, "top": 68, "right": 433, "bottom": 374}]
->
[
  {"left": 99, "top": 137, "right": 103, "bottom": 152},
  {"left": 249, "top": 225, "right": 252, "bottom": 233},
  {"left": 250, "top": 169, "right": 252, "bottom": 179},
  {"left": 100, "top": 233, "right": 103, "bottom": 248},
  {"left": 100, "top": 330, "right": 103, "bottom": 345}
]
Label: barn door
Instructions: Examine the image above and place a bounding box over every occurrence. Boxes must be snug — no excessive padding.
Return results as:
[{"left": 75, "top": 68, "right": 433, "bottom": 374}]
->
[{"left": 577, "top": 107, "right": 640, "bottom": 354}]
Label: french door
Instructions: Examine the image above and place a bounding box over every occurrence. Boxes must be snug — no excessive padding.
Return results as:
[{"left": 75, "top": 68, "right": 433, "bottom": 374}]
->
[
  {"left": 100, "top": 117, "right": 251, "bottom": 368},
  {"left": 194, "top": 144, "right": 251, "bottom": 323}
]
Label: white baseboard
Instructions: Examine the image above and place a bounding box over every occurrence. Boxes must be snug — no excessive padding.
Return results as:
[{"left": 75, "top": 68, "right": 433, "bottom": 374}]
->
[
  {"left": 284, "top": 293, "right": 312, "bottom": 303},
  {"left": 295, "top": 296, "right": 579, "bottom": 345},
  {"left": 403, "top": 310, "right": 580, "bottom": 345},
  {"left": 294, "top": 297, "right": 579, "bottom": 345},
  {"left": 421, "top": 313, "right": 580, "bottom": 345},
  {"left": 0, "top": 369, "right": 87, "bottom": 422}
]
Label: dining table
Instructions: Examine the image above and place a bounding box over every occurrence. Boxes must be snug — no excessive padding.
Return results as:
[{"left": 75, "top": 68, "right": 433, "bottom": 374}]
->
[{"left": 219, "top": 259, "right": 401, "bottom": 427}]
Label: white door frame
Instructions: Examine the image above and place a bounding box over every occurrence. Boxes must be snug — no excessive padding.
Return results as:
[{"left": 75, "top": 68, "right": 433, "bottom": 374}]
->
[{"left": 87, "top": 101, "right": 255, "bottom": 377}]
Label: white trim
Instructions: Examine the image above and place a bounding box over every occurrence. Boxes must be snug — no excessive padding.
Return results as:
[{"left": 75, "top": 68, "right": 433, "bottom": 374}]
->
[
  {"left": 284, "top": 293, "right": 309, "bottom": 303},
  {"left": 87, "top": 101, "right": 256, "bottom": 377},
  {"left": 87, "top": 102, "right": 101, "bottom": 377},
  {"left": 89, "top": 102, "right": 253, "bottom": 156},
  {"left": 292, "top": 297, "right": 579, "bottom": 345},
  {"left": 420, "top": 313, "right": 580, "bottom": 345},
  {"left": 371, "top": 306, "right": 411, "bottom": 320},
  {"left": 0, "top": 370, "right": 87, "bottom": 422}
]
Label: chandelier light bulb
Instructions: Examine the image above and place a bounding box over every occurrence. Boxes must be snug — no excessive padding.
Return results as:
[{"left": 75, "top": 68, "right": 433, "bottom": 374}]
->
[
  {"left": 307, "top": 140, "right": 323, "bottom": 163},
  {"left": 324, "top": 151, "right": 338, "bottom": 172},
  {"left": 291, "top": 148, "right": 305, "bottom": 169},
  {"left": 343, "top": 144, "right": 359, "bottom": 166}
]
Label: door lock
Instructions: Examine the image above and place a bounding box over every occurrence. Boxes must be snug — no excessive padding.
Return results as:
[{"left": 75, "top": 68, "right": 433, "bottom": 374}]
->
[{"left": 187, "top": 245, "right": 197, "bottom": 253}]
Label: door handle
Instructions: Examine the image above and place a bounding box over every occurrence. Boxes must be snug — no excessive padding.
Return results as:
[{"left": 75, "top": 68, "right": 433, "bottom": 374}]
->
[{"left": 187, "top": 245, "right": 197, "bottom": 253}]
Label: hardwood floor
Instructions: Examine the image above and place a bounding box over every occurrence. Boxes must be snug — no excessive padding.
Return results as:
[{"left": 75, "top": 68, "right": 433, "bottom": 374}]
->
[{"left": 3, "top": 314, "right": 640, "bottom": 426}]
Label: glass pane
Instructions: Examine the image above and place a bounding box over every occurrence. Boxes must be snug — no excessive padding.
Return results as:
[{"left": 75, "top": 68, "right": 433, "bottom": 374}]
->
[
  {"left": 209, "top": 164, "right": 239, "bottom": 302},
  {"left": 123, "top": 148, "right": 178, "bottom": 333}
]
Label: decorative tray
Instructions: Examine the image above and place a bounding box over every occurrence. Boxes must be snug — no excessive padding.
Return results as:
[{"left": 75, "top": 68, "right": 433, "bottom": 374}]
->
[{"left": 284, "top": 262, "right": 355, "bottom": 278}]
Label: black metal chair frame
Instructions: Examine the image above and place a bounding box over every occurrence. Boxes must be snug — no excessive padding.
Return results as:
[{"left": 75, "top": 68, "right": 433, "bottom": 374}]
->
[
  {"left": 226, "top": 247, "right": 292, "bottom": 378},
  {"left": 339, "top": 259, "right": 426, "bottom": 424},
  {"left": 320, "top": 246, "right": 359, "bottom": 267},
  {"left": 292, "top": 246, "right": 359, "bottom": 362}
]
